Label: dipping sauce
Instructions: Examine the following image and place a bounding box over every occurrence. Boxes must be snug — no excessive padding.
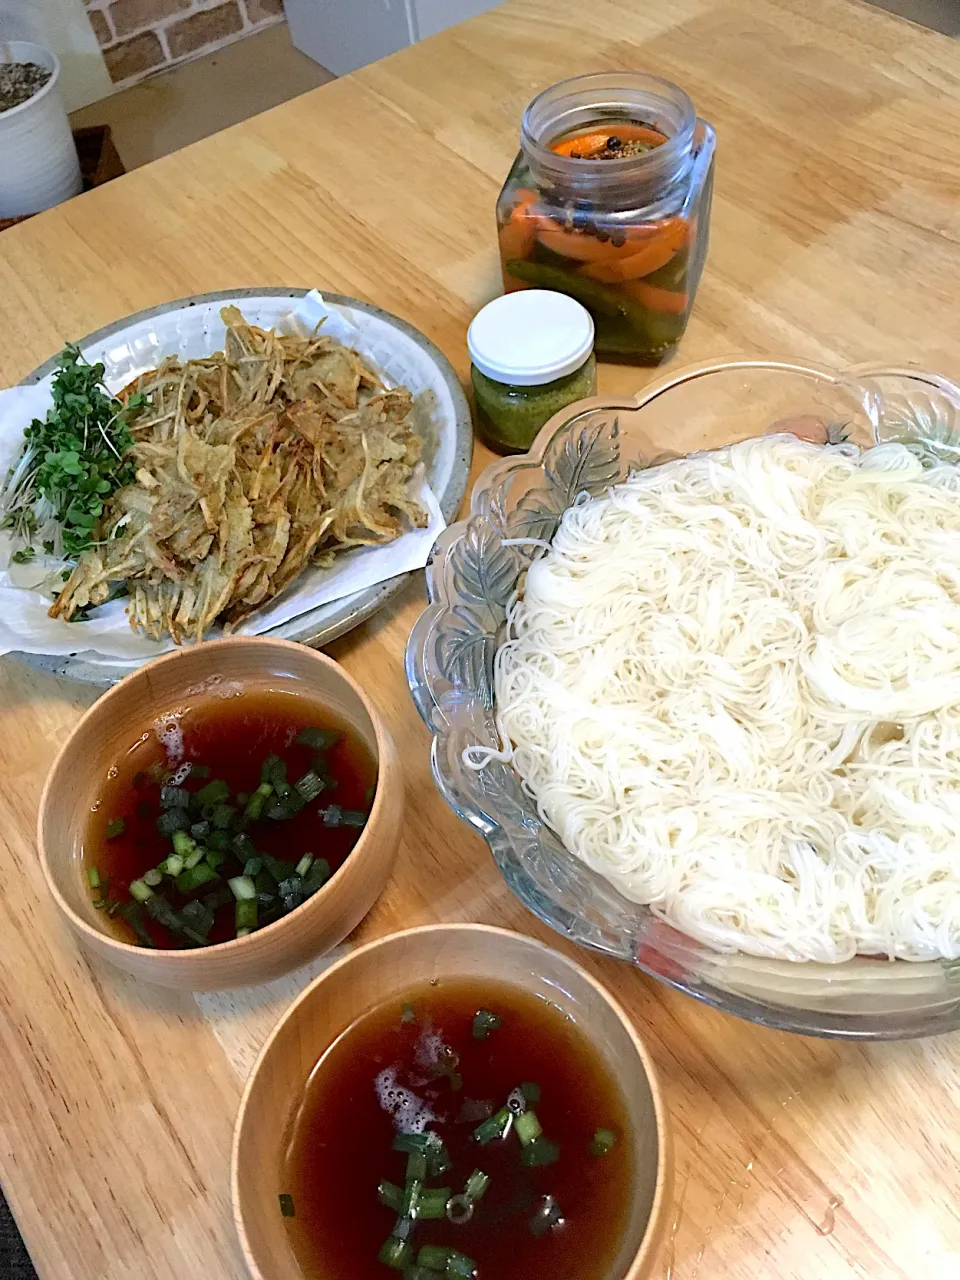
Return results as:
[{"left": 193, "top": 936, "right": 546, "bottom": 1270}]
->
[
  {"left": 83, "top": 688, "right": 376, "bottom": 948},
  {"left": 281, "top": 978, "right": 633, "bottom": 1279}
]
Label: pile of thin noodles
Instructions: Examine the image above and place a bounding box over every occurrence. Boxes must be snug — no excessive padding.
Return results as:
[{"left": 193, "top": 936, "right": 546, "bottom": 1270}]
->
[{"left": 466, "top": 435, "right": 960, "bottom": 963}]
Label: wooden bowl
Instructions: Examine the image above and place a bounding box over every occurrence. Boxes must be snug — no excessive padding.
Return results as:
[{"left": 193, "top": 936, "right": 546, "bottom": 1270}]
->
[
  {"left": 232, "top": 924, "right": 672, "bottom": 1280},
  {"left": 37, "top": 637, "right": 402, "bottom": 990}
]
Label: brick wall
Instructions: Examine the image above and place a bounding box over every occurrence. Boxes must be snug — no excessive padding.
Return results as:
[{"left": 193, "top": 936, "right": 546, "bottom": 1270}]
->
[{"left": 85, "top": 0, "right": 285, "bottom": 88}]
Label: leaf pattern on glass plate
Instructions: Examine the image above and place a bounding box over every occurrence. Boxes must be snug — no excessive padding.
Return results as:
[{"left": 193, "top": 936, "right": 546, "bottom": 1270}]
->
[
  {"left": 452, "top": 520, "right": 518, "bottom": 611},
  {"left": 434, "top": 603, "right": 500, "bottom": 708}
]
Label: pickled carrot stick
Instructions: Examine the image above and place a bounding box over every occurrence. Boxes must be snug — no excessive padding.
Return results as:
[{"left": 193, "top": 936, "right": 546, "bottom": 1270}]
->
[
  {"left": 535, "top": 222, "right": 659, "bottom": 264},
  {"left": 622, "top": 280, "right": 689, "bottom": 314},
  {"left": 549, "top": 124, "right": 668, "bottom": 157},
  {"left": 581, "top": 217, "right": 688, "bottom": 283},
  {"left": 498, "top": 197, "right": 538, "bottom": 260}
]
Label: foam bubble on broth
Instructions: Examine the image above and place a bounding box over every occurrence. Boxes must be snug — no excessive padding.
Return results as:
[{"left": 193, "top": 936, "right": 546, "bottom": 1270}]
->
[
  {"left": 374, "top": 1066, "right": 439, "bottom": 1134},
  {"left": 153, "top": 711, "right": 184, "bottom": 765},
  {"left": 184, "top": 675, "right": 245, "bottom": 699}
]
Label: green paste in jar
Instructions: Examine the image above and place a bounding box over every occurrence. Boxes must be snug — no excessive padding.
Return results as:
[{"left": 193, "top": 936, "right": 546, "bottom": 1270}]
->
[{"left": 471, "top": 354, "right": 597, "bottom": 454}]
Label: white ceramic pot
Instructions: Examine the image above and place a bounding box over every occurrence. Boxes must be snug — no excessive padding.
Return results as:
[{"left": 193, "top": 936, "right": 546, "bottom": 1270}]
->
[{"left": 0, "top": 41, "right": 82, "bottom": 219}]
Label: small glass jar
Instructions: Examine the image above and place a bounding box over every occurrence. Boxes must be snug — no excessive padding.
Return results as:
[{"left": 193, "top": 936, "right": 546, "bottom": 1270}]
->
[
  {"left": 496, "top": 71, "right": 716, "bottom": 364},
  {"left": 468, "top": 289, "right": 597, "bottom": 454}
]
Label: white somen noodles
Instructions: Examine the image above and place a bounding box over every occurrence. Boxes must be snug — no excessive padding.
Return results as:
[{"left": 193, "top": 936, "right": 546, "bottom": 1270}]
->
[{"left": 465, "top": 435, "right": 960, "bottom": 963}]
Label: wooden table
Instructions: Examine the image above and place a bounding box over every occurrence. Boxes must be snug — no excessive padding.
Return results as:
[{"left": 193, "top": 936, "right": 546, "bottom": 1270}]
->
[{"left": 2, "top": 1, "right": 960, "bottom": 1276}]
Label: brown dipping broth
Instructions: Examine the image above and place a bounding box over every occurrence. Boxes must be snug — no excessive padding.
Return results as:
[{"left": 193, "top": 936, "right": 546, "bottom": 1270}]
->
[
  {"left": 84, "top": 688, "right": 376, "bottom": 947},
  {"left": 282, "top": 978, "right": 634, "bottom": 1280}
]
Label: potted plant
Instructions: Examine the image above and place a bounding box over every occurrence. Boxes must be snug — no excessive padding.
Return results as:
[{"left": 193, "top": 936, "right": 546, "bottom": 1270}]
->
[{"left": 0, "top": 41, "right": 82, "bottom": 220}]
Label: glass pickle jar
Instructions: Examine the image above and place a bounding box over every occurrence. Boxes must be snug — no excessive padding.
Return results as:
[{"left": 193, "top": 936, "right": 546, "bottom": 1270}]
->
[
  {"left": 497, "top": 71, "right": 716, "bottom": 363},
  {"left": 468, "top": 290, "right": 597, "bottom": 454}
]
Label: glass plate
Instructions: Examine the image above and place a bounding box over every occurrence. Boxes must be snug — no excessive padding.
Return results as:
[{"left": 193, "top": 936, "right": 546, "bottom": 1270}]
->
[{"left": 407, "top": 357, "right": 960, "bottom": 1039}]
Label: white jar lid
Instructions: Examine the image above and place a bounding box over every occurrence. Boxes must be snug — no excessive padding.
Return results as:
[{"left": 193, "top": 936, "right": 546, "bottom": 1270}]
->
[{"left": 467, "top": 290, "right": 595, "bottom": 387}]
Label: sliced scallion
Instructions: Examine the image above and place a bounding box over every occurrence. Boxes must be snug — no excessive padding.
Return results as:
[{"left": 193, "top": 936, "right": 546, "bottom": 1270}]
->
[
  {"left": 211, "top": 804, "right": 236, "bottom": 830},
  {"left": 278, "top": 1193, "right": 295, "bottom": 1217},
  {"left": 159, "top": 853, "right": 184, "bottom": 877},
  {"left": 521, "top": 1137, "right": 560, "bottom": 1168},
  {"left": 172, "top": 830, "right": 197, "bottom": 859},
  {"left": 180, "top": 898, "right": 214, "bottom": 940},
  {"left": 520, "top": 1081, "right": 541, "bottom": 1105},
  {"left": 406, "top": 1151, "right": 427, "bottom": 1184},
  {"left": 529, "top": 1194, "right": 564, "bottom": 1238},
  {"left": 175, "top": 864, "right": 219, "bottom": 895},
  {"left": 302, "top": 858, "right": 331, "bottom": 895},
  {"left": 156, "top": 809, "right": 190, "bottom": 836},
  {"left": 295, "top": 853, "right": 314, "bottom": 877},
  {"left": 142, "top": 868, "right": 163, "bottom": 888},
  {"left": 400, "top": 1178, "right": 422, "bottom": 1220},
  {"left": 235, "top": 897, "right": 257, "bottom": 933},
  {"left": 193, "top": 779, "right": 230, "bottom": 807},
  {"left": 243, "top": 856, "right": 264, "bottom": 877},
  {"left": 377, "top": 1236, "right": 411, "bottom": 1271},
  {"left": 445, "top": 1194, "right": 473, "bottom": 1226},
  {"left": 294, "top": 770, "right": 325, "bottom": 803},
  {"left": 416, "top": 1188, "right": 450, "bottom": 1220},
  {"left": 229, "top": 875, "right": 257, "bottom": 901},
  {"left": 244, "top": 783, "right": 273, "bottom": 821},
  {"left": 377, "top": 1180, "right": 403, "bottom": 1213},
  {"left": 471, "top": 1009, "right": 502, "bottom": 1040},
  {"left": 87, "top": 866, "right": 101, "bottom": 890},
  {"left": 416, "top": 1246, "right": 449, "bottom": 1272},
  {"left": 444, "top": 1250, "right": 477, "bottom": 1279},
  {"left": 591, "top": 1127, "right": 617, "bottom": 1156},
  {"left": 515, "top": 1109, "right": 542, "bottom": 1148},
  {"left": 191, "top": 764, "right": 212, "bottom": 780},
  {"left": 160, "top": 785, "right": 189, "bottom": 809},
  {"left": 129, "top": 878, "right": 154, "bottom": 903},
  {"left": 207, "top": 829, "right": 231, "bottom": 853},
  {"left": 463, "top": 1169, "right": 489, "bottom": 1203},
  {"left": 105, "top": 818, "right": 125, "bottom": 840},
  {"left": 295, "top": 726, "right": 340, "bottom": 751},
  {"left": 473, "top": 1105, "right": 511, "bottom": 1145},
  {"left": 190, "top": 821, "right": 212, "bottom": 840},
  {"left": 205, "top": 848, "right": 226, "bottom": 870}
]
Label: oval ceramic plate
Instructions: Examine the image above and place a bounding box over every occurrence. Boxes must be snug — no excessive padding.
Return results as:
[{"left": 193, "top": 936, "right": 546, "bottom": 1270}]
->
[{"left": 12, "top": 288, "right": 472, "bottom": 685}]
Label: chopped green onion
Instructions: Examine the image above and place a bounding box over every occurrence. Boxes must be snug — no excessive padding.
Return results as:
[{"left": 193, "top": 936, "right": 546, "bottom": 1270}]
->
[
  {"left": 591, "top": 1127, "right": 617, "bottom": 1156},
  {"left": 145, "top": 894, "right": 184, "bottom": 933},
  {"left": 302, "top": 858, "right": 331, "bottom": 895},
  {"left": 160, "top": 785, "right": 189, "bottom": 809},
  {"left": 377, "top": 1180, "right": 403, "bottom": 1213},
  {"left": 175, "top": 864, "right": 219, "bottom": 895},
  {"left": 142, "top": 868, "right": 163, "bottom": 888},
  {"left": 180, "top": 899, "right": 214, "bottom": 939},
  {"left": 184, "top": 845, "right": 206, "bottom": 870},
  {"left": 119, "top": 901, "right": 154, "bottom": 946},
  {"left": 506, "top": 1087, "right": 526, "bottom": 1115},
  {"left": 393, "top": 1132, "right": 439, "bottom": 1156},
  {"left": 521, "top": 1137, "right": 560, "bottom": 1168},
  {"left": 129, "top": 879, "right": 154, "bottom": 903},
  {"left": 416, "top": 1188, "right": 450, "bottom": 1220},
  {"left": 445, "top": 1194, "right": 473, "bottom": 1226},
  {"left": 406, "top": 1151, "right": 427, "bottom": 1183},
  {"left": 427, "top": 1142, "right": 451, "bottom": 1178},
  {"left": 400, "top": 1178, "right": 422, "bottom": 1220},
  {"left": 529, "top": 1194, "right": 564, "bottom": 1237},
  {"left": 159, "top": 853, "right": 184, "bottom": 877},
  {"left": 193, "top": 779, "right": 230, "bottom": 807},
  {"left": 243, "top": 856, "right": 264, "bottom": 877},
  {"left": 191, "top": 764, "right": 212, "bottom": 780},
  {"left": 473, "top": 1105, "right": 511, "bottom": 1145},
  {"left": 105, "top": 818, "right": 125, "bottom": 840},
  {"left": 520, "top": 1082, "right": 541, "bottom": 1105},
  {"left": 294, "top": 770, "right": 326, "bottom": 803},
  {"left": 92, "top": 898, "right": 107, "bottom": 910},
  {"left": 463, "top": 1170, "right": 489, "bottom": 1203},
  {"left": 295, "top": 853, "right": 314, "bottom": 877},
  {"left": 87, "top": 866, "right": 101, "bottom": 890},
  {"left": 268, "top": 790, "right": 305, "bottom": 821},
  {"left": 443, "top": 1251, "right": 477, "bottom": 1279},
  {"left": 205, "top": 848, "right": 226, "bottom": 870},
  {"left": 211, "top": 804, "right": 236, "bottom": 830},
  {"left": 244, "top": 783, "right": 273, "bottom": 820},
  {"left": 236, "top": 927, "right": 252, "bottom": 938},
  {"left": 260, "top": 754, "right": 287, "bottom": 787},
  {"left": 235, "top": 897, "right": 258, "bottom": 933},
  {"left": 401, "top": 1002, "right": 416, "bottom": 1024},
  {"left": 229, "top": 875, "right": 257, "bottom": 901},
  {"left": 515, "top": 1109, "right": 542, "bottom": 1147},
  {"left": 472, "top": 1009, "right": 502, "bottom": 1040},
  {"left": 263, "top": 854, "right": 294, "bottom": 882},
  {"left": 278, "top": 1193, "right": 295, "bottom": 1217},
  {"left": 416, "top": 1246, "right": 450, "bottom": 1272},
  {"left": 190, "top": 820, "right": 212, "bottom": 840},
  {"left": 342, "top": 809, "right": 367, "bottom": 827},
  {"left": 295, "top": 726, "right": 340, "bottom": 750},
  {"left": 278, "top": 876, "right": 304, "bottom": 912},
  {"left": 171, "top": 830, "right": 196, "bottom": 858},
  {"left": 378, "top": 1236, "right": 412, "bottom": 1271},
  {"left": 207, "top": 829, "right": 231, "bottom": 853},
  {"left": 156, "top": 809, "right": 190, "bottom": 836}
]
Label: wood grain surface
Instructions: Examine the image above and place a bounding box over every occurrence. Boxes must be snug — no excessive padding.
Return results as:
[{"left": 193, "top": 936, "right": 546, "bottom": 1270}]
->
[{"left": 1, "top": 1, "right": 959, "bottom": 1277}]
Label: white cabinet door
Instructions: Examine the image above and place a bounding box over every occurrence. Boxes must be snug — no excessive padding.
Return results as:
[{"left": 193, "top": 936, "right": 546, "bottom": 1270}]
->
[
  {"left": 415, "top": 0, "right": 503, "bottom": 40},
  {"left": 286, "top": 0, "right": 503, "bottom": 76}
]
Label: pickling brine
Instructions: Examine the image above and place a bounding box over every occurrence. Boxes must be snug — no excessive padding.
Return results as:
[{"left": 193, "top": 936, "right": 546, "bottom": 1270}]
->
[{"left": 497, "top": 73, "right": 715, "bottom": 363}]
